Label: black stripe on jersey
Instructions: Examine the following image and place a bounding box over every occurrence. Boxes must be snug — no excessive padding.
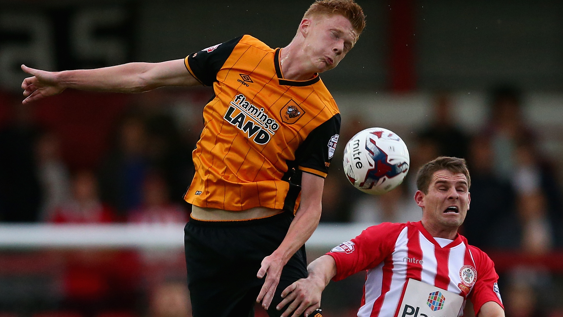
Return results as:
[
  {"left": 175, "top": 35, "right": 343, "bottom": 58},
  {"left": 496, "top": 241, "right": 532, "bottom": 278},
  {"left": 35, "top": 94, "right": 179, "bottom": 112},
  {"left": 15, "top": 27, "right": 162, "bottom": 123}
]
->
[
  {"left": 282, "top": 166, "right": 302, "bottom": 214},
  {"left": 281, "top": 114, "right": 340, "bottom": 213},
  {"left": 187, "top": 35, "right": 244, "bottom": 86},
  {"left": 274, "top": 49, "right": 321, "bottom": 86},
  {"left": 296, "top": 114, "right": 341, "bottom": 174}
]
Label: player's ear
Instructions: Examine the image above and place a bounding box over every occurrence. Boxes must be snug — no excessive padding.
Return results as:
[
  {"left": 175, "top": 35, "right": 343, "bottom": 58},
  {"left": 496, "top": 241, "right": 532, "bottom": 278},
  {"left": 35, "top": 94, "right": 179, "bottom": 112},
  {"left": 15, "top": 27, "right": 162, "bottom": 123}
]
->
[
  {"left": 299, "top": 18, "right": 312, "bottom": 37},
  {"left": 467, "top": 192, "right": 471, "bottom": 210},
  {"left": 414, "top": 190, "right": 425, "bottom": 208}
]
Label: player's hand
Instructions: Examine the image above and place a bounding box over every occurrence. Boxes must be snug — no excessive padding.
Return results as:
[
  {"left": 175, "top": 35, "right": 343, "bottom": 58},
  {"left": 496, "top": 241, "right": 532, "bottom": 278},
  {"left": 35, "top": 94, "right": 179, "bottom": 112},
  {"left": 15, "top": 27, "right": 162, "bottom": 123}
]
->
[
  {"left": 277, "top": 278, "right": 322, "bottom": 317},
  {"left": 21, "top": 64, "right": 66, "bottom": 104},
  {"left": 256, "top": 253, "right": 285, "bottom": 310}
]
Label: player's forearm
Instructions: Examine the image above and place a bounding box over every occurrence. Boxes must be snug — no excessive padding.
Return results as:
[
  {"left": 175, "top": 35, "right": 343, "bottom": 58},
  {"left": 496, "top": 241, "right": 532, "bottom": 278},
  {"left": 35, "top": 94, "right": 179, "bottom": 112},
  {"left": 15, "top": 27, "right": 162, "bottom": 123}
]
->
[
  {"left": 307, "top": 255, "right": 337, "bottom": 289},
  {"left": 274, "top": 204, "right": 322, "bottom": 264},
  {"left": 57, "top": 62, "right": 157, "bottom": 93},
  {"left": 477, "top": 301, "right": 505, "bottom": 317},
  {"left": 272, "top": 172, "right": 324, "bottom": 263}
]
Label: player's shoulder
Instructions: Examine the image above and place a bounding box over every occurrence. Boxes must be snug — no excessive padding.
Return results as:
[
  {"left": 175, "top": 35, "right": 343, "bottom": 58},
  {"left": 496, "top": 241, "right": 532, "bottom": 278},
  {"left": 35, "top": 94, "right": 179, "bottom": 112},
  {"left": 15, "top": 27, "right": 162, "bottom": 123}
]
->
[
  {"left": 318, "top": 88, "right": 339, "bottom": 113},
  {"left": 360, "top": 221, "right": 408, "bottom": 239},
  {"left": 239, "top": 34, "right": 273, "bottom": 52},
  {"left": 462, "top": 238, "right": 496, "bottom": 267},
  {"left": 467, "top": 244, "right": 492, "bottom": 259},
  {"left": 460, "top": 234, "right": 488, "bottom": 255},
  {"left": 348, "top": 222, "right": 408, "bottom": 252}
]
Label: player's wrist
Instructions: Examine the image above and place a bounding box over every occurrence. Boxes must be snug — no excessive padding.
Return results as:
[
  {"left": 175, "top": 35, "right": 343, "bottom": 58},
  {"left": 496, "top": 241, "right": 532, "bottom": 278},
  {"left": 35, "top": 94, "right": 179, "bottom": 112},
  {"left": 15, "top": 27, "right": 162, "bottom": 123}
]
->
[
  {"left": 307, "top": 264, "right": 332, "bottom": 290},
  {"left": 270, "top": 248, "right": 291, "bottom": 266},
  {"left": 55, "top": 70, "right": 72, "bottom": 89},
  {"left": 307, "top": 272, "right": 328, "bottom": 291}
]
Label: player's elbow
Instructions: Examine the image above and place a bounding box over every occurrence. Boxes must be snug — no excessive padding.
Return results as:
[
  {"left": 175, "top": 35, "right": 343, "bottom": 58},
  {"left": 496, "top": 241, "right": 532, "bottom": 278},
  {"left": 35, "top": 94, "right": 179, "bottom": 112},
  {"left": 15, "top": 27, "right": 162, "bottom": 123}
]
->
[
  {"left": 135, "top": 69, "right": 161, "bottom": 92},
  {"left": 134, "top": 75, "right": 157, "bottom": 92},
  {"left": 125, "top": 63, "right": 161, "bottom": 93}
]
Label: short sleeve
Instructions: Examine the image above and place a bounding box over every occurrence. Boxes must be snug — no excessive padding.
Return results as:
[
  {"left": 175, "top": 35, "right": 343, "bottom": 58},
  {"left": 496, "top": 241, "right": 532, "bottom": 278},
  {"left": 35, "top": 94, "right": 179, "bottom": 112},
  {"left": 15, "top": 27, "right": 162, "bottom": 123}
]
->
[
  {"left": 328, "top": 222, "right": 404, "bottom": 281},
  {"left": 469, "top": 247, "right": 504, "bottom": 314},
  {"left": 296, "top": 114, "right": 341, "bottom": 178},
  {"left": 185, "top": 35, "right": 243, "bottom": 86}
]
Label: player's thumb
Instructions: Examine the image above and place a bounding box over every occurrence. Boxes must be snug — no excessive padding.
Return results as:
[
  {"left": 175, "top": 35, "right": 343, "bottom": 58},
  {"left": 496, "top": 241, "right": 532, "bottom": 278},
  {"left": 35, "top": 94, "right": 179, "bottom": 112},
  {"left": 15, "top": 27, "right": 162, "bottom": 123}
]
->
[{"left": 21, "top": 64, "right": 36, "bottom": 75}]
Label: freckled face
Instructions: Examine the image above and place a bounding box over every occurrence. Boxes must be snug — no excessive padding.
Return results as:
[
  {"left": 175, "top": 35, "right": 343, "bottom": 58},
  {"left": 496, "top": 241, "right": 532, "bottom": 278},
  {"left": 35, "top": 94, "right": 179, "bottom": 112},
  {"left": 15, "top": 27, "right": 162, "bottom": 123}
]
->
[
  {"left": 417, "top": 170, "right": 471, "bottom": 229},
  {"left": 301, "top": 14, "right": 357, "bottom": 73}
]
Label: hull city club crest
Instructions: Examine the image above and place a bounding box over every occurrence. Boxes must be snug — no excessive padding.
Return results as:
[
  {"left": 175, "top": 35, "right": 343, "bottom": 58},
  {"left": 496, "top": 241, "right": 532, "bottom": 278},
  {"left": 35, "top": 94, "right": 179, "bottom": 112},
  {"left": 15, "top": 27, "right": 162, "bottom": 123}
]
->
[{"left": 280, "top": 99, "right": 305, "bottom": 124}]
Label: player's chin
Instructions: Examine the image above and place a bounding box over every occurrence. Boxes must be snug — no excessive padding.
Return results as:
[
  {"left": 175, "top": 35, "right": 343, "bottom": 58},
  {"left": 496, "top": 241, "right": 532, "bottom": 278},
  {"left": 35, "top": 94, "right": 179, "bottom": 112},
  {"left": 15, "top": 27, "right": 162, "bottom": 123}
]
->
[
  {"left": 441, "top": 216, "right": 464, "bottom": 227},
  {"left": 317, "top": 61, "right": 336, "bottom": 73},
  {"left": 324, "top": 62, "right": 339, "bottom": 72}
]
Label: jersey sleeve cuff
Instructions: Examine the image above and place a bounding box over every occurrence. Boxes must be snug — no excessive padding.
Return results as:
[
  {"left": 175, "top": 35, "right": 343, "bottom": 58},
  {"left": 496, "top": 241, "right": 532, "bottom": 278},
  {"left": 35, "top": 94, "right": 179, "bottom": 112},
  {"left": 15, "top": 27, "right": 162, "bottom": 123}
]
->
[
  {"left": 184, "top": 56, "right": 204, "bottom": 85},
  {"left": 298, "top": 166, "right": 328, "bottom": 178}
]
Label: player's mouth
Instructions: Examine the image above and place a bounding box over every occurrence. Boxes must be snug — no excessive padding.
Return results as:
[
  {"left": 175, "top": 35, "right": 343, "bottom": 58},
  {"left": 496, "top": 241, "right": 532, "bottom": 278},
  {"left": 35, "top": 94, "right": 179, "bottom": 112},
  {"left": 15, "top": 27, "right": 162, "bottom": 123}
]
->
[
  {"left": 324, "top": 56, "right": 334, "bottom": 66},
  {"left": 443, "top": 206, "right": 459, "bottom": 214}
]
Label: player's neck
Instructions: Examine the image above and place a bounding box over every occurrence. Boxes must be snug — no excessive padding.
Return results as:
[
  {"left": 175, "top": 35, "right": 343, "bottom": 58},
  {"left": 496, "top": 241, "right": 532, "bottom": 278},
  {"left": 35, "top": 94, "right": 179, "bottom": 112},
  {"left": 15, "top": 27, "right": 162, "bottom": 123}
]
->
[
  {"left": 421, "top": 220, "right": 458, "bottom": 240},
  {"left": 279, "top": 46, "right": 317, "bottom": 81}
]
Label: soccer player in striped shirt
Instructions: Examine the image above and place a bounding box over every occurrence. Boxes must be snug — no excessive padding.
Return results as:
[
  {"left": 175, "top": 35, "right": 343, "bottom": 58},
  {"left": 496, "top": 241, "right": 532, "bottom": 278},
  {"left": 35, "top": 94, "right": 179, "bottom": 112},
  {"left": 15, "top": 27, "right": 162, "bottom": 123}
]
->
[
  {"left": 278, "top": 157, "right": 505, "bottom": 317},
  {"left": 21, "top": 1, "right": 366, "bottom": 316}
]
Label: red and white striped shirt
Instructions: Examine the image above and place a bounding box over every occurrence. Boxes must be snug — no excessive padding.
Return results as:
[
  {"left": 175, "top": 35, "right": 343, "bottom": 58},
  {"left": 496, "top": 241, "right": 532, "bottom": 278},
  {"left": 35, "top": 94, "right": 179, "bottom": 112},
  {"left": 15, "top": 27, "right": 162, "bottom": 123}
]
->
[{"left": 328, "top": 221, "right": 503, "bottom": 317}]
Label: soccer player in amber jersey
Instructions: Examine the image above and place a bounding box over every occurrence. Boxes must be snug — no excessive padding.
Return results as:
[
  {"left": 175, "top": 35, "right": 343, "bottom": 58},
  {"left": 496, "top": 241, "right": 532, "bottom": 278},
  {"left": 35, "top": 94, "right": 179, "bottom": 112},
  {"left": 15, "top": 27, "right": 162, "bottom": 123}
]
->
[
  {"left": 21, "top": 1, "right": 366, "bottom": 316},
  {"left": 278, "top": 157, "right": 505, "bottom": 317}
]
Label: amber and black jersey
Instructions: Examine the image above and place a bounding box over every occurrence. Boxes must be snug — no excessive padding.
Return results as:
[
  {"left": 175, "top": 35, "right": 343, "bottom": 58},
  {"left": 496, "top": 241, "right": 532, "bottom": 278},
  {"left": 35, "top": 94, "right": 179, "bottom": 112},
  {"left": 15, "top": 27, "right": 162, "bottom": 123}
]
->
[{"left": 183, "top": 35, "right": 341, "bottom": 213}]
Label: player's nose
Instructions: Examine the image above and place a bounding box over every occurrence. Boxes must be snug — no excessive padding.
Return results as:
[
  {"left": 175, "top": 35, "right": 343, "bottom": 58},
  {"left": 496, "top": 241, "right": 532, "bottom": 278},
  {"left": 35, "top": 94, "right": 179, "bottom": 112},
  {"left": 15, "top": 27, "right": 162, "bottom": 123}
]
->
[
  {"left": 447, "top": 188, "right": 459, "bottom": 200},
  {"left": 333, "top": 42, "right": 343, "bottom": 55}
]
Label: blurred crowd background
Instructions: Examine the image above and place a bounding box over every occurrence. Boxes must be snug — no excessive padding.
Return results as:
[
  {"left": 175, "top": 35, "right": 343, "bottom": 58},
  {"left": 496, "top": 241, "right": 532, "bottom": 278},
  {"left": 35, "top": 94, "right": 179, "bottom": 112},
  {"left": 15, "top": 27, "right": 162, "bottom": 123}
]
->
[{"left": 1, "top": 0, "right": 563, "bottom": 316}]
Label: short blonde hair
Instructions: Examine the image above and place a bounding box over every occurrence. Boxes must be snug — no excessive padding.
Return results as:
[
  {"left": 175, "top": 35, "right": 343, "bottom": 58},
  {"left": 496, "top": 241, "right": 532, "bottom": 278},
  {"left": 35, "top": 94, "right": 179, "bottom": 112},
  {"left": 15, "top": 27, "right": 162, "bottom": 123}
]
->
[{"left": 304, "top": 0, "right": 366, "bottom": 36}]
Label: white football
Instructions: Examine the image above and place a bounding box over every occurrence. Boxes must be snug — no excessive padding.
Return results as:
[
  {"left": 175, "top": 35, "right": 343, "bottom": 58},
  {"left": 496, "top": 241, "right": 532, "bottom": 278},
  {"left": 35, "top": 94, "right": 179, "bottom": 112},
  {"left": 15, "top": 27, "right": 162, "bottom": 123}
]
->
[{"left": 342, "top": 127, "right": 410, "bottom": 195}]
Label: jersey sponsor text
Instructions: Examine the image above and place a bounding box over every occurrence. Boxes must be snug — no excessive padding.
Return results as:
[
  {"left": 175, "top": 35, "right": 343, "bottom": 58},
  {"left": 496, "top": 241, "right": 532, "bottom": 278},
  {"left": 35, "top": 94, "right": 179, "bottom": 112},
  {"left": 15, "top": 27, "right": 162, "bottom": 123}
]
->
[{"left": 224, "top": 94, "right": 280, "bottom": 145}]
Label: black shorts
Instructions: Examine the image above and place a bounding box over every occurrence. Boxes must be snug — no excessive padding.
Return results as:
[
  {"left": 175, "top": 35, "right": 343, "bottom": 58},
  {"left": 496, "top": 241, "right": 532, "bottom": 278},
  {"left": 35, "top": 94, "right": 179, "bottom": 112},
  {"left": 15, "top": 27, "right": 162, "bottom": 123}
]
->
[{"left": 184, "top": 212, "right": 316, "bottom": 317}]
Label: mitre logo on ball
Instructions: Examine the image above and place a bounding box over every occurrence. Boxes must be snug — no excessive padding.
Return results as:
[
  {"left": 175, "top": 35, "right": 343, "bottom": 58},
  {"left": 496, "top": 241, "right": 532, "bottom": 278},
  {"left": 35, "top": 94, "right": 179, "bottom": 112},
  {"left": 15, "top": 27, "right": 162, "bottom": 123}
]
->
[{"left": 342, "top": 127, "right": 410, "bottom": 195}]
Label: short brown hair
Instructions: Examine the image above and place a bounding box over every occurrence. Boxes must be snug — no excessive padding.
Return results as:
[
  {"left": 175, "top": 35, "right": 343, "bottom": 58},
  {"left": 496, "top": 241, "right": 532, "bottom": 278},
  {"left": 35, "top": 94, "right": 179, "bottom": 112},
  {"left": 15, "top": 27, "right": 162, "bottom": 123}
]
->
[
  {"left": 416, "top": 156, "right": 471, "bottom": 194},
  {"left": 304, "top": 0, "right": 366, "bottom": 36}
]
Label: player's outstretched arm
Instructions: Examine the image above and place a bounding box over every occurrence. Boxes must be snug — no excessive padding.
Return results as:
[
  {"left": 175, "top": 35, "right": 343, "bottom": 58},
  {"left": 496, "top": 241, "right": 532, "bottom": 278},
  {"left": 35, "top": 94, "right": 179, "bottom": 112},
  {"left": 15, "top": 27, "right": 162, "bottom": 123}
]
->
[
  {"left": 277, "top": 255, "right": 336, "bottom": 317},
  {"left": 477, "top": 301, "right": 505, "bottom": 317},
  {"left": 21, "top": 59, "right": 199, "bottom": 104},
  {"left": 256, "top": 172, "right": 324, "bottom": 310}
]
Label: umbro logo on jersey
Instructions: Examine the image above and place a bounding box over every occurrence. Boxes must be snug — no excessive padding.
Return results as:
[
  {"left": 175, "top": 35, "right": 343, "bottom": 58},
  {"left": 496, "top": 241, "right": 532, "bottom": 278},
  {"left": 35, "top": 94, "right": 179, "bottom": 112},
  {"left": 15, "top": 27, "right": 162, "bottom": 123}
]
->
[{"left": 237, "top": 74, "right": 253, "bottom": 87}]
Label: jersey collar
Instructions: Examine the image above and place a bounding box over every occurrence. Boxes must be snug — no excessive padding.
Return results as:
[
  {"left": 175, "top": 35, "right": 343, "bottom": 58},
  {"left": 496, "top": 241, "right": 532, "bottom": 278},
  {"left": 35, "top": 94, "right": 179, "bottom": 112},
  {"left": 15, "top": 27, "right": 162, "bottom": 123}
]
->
[
  {"left": 413, "top": 221, "right": 464, "bottom": 249},
  {"left": 274, "top": 48, "right": 321, "bottom": 87}
]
